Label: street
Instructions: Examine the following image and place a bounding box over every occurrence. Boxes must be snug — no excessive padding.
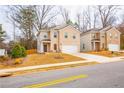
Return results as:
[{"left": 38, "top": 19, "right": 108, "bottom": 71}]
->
[{"left": 1, "top": 61, "right": 124, "bottom": 88}]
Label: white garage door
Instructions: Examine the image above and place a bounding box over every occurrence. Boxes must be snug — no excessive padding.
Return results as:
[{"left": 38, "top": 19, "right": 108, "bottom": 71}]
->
[
  {"left": 62, "top": 45, "right": 78, "bottom": 53},
  {"left": 108, "top": 44, "right": 120, "bottom": 51}
]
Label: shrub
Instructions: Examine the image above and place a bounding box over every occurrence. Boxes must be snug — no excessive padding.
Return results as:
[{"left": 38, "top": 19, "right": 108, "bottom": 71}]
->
[
  {"left": 11, "top": 44, "right": 27, "bottom": 58},
  {"left": 13, "top": 58, "right": 23, "bottom": 65},
  {"left": 0, "top": 56, "right": 10, "bottom": 62},
  {"left": 21, "top": 47, "right": 27, "bottom": 57}
]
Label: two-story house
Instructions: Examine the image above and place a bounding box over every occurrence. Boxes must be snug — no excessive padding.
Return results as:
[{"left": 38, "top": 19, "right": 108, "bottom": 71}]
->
[
  {"left": 37, "top": 24, "right": 81, "bottom": 53},
  {"left": 80, "top": 26, "right": 121, "bottom": 52},
  {"left": 80, "top": 29, "right": 101, "bottom": 51}
]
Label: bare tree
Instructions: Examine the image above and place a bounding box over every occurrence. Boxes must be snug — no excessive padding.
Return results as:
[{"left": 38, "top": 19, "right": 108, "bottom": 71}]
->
[
  {"left": 96, "top": 5, "right": 118, "bottom": 28},
  {"left": 75, "top": 13, "right": 81, "bottom": 31},
  {"left": 93, "top": 9, "right": 99, "bottom": 28},
  {"left": 6, "top": 5, "right": 36, "bottom": 49},
  {"left": 59, "top": 7, "right": 70, "bottom": 24},
  {"left": 75, "top": 6, "right": 97, "bottom": 31},
  {"left": 34, "top": 5, "right": 58, "bottom": 31},
  {"left": 84, "top": 6, "right": 92, "bottom": 29}
]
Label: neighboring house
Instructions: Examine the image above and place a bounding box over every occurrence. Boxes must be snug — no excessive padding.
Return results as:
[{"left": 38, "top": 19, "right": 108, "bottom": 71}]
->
[
  {"left": 106, "top": 27, "right": 121, "bottom": 51},
  {"left": 37, "top": 24, "right": 81, "bottom": 53},
  {"left": 118, "top": 24, "right": 124, "bottom": 50},
  {"left": 80, "top": 28, "right": 101, "bottom": 52},
  {"left": 80, "top": 26, "right": 121, "bottom": 52}
]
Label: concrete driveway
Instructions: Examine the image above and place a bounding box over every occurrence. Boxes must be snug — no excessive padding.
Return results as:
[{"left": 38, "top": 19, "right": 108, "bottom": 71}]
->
[{"left": 69, "top": 53, "right": 123, "bottom": 63}]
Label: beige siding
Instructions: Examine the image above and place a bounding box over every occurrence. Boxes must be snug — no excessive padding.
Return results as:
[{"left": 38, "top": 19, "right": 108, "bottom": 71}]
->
[
  {"left": 106, "top": 27, "right": 120, "bottom": 49},
  {"left": 80, "top": 33, "right": 92, "bottom": 51},
  {"left": 37, "top": 31, "right": 50, "bottom": 52},
  {"left": 100, "top": 32, "right": 106, "bottom": 50},
  {"left": 59, "top": 26, "right": 80, "bottom": 52},
  {"left": 50, "top": 29, "right": 59, "bottom": 52},
  {"left": 37, "top": 25, "right": 80, "bottom": 53}
]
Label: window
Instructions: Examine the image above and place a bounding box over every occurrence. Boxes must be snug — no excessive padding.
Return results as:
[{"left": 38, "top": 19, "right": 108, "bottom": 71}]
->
[
  {"left": 92, "top": 34, "right": 95, "bottom": 39},
  {"left": 53, "top": 32, "right": 57, "bottom": 38},
  {"left": 44, "top": 35, "right": 47, "bottom": 38},
  {"left": 83, "top": 44, "right": 85, "bottom": 49},
  {"left": 64, "top": 32, "right": 68, "bottom": 38},
  {"left": 73, "top": 35, "right": 76, "bottom": 39},
  {"left": 102, "top": 35, "right": 104, "bottom": 38}
]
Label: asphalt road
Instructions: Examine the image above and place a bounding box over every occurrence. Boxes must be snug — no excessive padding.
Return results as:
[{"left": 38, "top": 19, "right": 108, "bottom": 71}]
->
[{"left": 1, "top": 61, "right": 124, "bottom": 88}]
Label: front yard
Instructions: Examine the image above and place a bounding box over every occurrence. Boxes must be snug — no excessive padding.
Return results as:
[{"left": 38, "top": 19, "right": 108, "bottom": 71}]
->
[
  {"left": 84, "top": 51, "right": 124, "bottom": 57},
  {"left": 0, "top": 53, "right": 84, "bottom": 69}
]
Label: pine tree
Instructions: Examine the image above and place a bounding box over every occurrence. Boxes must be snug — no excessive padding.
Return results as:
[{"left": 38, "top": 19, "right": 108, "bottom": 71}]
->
[
  {"left": 66, "top": 19, "right": 73, "bottom": 25},
  {"left": 0, "top": 24, "right": 6, "bottom": 43},
  {"left": 9, "top": 6, "right": 36, "bottom": 49}
]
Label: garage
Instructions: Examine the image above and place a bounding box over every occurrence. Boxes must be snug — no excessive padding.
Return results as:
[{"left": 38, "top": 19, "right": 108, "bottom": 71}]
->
[
  {"left": 61, "top": 45, "right": 78, "bottom": 53},
  {"left": 108, "top": 44, "right": 120, "bottom": 51}
]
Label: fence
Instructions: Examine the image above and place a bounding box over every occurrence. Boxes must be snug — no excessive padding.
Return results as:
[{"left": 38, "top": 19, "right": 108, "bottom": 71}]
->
[{"left": 26, "top": 49, "right": 37, "bottom": 55}]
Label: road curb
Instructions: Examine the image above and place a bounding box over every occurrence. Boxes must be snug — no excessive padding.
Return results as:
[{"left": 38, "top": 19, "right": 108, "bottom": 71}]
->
[{"left": 0, "top": 60, "right": 94, "bottom": 73}]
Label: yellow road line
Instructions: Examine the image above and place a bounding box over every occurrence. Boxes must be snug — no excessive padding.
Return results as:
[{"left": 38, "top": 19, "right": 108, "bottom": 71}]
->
[{"left": 23, "top": 74, "right": 88, "bottom": 88}]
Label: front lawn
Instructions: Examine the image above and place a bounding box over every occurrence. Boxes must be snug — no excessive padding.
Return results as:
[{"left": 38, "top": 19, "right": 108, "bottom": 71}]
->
[
  {"left": 83, "top": 51, "right": 124, "bottom": 57},
  {"left": 0, "top": 53, "right": 84, "bottom": 69}
]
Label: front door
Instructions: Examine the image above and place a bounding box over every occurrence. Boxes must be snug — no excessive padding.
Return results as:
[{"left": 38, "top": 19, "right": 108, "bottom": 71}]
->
[
  {"left": 43, "top": 44, "right": 47, "bottom": 52},
  {"left": 96, "top": 42, "right": 100, "bottom": 51}
]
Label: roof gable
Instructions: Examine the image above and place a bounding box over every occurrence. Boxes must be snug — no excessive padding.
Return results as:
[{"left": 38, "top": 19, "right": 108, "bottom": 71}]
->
[
  {"left": 106, "top": 27, "right": 121, "bottom": 34},
  {"left": 58, "top": 25, "right": 81, "bottom": 33},
  {"left": 118, "top": 25, "right": 124, "bottom": 34},
  {"left": 37, "top": 24, "right": 81, "bottom": 36}
]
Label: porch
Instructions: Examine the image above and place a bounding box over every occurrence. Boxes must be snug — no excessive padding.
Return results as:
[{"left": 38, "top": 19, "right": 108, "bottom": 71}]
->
[{"left": 91, "top": 41, "right": 100, "bottom": 51}]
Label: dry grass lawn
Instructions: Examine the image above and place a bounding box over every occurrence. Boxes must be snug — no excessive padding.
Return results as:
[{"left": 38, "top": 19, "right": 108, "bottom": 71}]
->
[
  {"left": 84, "top": 51, "right": 124, "bottom": 57},
  {"left": 10, "top": 62, "right": 100, "bottom": 77},
  {"left": 0, "top": 53, "right": 84, "bottom": 69}
]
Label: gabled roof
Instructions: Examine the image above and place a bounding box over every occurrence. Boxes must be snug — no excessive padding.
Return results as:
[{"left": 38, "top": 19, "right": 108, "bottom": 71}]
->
[
  {"left": 117, "top": 23, "right": 124, "bottom": 34},
  {"left": 99, "top": 25, "right": 112, "bottom": 32},
  {"left": 81, "top": 25, "right": 114, "bottom": 36},
  {"left": 37, "top": 24, "right": 80, "bottom": 36},
  {"left": 52, "top": 24, "right": 69, "bottom": 30},
  {"left": 80, "top": 28, "right": 100, "bottom": 36}
]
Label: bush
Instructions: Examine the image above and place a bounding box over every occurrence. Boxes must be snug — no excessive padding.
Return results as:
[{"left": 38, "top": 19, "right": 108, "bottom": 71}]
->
[
  {"left": 11, "top": 44, "right": 27, "bottom": 58},
  {"left": 0, "top": 56, "right": 10, "bottom": 62},
  {"left": 13, "top": 58, "right": 23, "bottom": 65},
  {"left": 21, "top": 47, "right": 27, "bottom": 57}
]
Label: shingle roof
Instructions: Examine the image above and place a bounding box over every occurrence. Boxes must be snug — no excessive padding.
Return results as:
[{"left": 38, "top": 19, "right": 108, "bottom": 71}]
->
[
  {"left": 99, "top": 25, "right": 112, "bottom": 32},
  {"left": 118, "top": 24, "right": 124, "bottom": 34},
  {"left": 80, "top": 26, "right": 113, "bottom": 36},
  {"left": 37, "top": 24, "right": 80, "bottom": 36},
  {"left": 80, "top": 28, "right": 101, "bottom": 35},
  {"left": 52, "top": 24, "right": 69, "bottom": 30}
]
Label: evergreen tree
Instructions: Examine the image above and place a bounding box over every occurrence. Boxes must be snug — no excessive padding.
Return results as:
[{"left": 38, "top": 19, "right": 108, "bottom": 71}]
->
[
  {"left": 0, "top": 24, "right": 6, "bottom": 43},
  {"left": 66, "top": 19, "right": 73, "bottom": 25}
]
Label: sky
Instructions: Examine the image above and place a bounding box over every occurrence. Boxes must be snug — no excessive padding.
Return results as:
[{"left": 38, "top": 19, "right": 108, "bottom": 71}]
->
[
  {"left": 0, "top": 5, "right": 124, "bottom": 42},
  {"left": 0, "top": 5, "right": 86, "bottom": 42}
]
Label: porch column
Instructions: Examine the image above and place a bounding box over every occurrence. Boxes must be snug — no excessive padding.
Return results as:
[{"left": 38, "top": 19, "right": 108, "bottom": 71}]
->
[
  {"left": 40, "top": 42, "right": 43, "bottom": 53},
  {"left": 93, "top": 42, "right": 96, "bottom": 51}
]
